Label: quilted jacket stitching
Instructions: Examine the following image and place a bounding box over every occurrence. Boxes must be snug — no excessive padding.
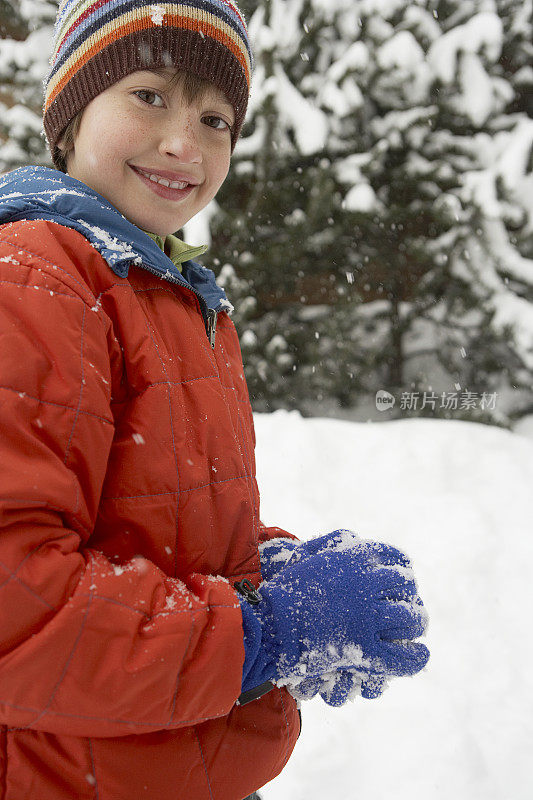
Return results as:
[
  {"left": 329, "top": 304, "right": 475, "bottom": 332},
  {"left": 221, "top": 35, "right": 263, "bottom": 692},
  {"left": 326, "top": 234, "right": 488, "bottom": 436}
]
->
[
  {"left": 0, "top": 560, "right": 55, "bottom": 610},
  {"left": 167, "top": 613, "right": 195, "bottom": 724},
  {"left": 0, "top": 532, "right": 78, "bottom": 606},
  {"left": 82, "top": 594, "right": 238, "bottom": 620},
  {"left": 0, "top": 233, "right": 98, "bottom": 304},
  {"left": 0, "top": 496, "right": 93, "bottom": 538},
  {"left": 8, "top": 558, "right": 97, "bottom": 732},
  {"left": 4, "top": 699, "right": 242, "bottom": 730},
  {"left": 0, "top": 386, "right": 113, "bottom": 425},
  {"left": 277, "top": 689, "right": 293, "bottom": 760},
  {"left": 237, "top": 415, "right": 260, "bottom": 542},
  {"left": 88, "top": 739, "right": 100, "bottom": 800},
  {"left": 0, "top": 278, "right": 86, "bottom": 303},
  {"left": 216, "top": 334, "right": 259, "bottom": 543},
  {"left": 194, "top": 727, "right": 215, "bottom": 800},
  {"left": 63, "top": 304, "right": 87, "bottom": 465},
  {"left": 101, "top": 473, "right": 254, "bottom": 500},
  {"left": 137, "top": 312, "right": 183, "bottom": 577},
  {"left": 1, "top": 726, "right": 6, "bottom": 800}
]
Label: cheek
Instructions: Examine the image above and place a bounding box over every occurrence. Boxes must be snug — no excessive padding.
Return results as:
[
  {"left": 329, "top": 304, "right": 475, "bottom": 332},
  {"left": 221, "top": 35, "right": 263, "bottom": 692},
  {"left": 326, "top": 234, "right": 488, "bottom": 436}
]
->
[
  {"left": 210, "top": 153, "right": 231, "bottom": 190},
  {"left": 84, "top": 150, "right": 100, "bottom": 171},
  {"left": 91, "top": 109, "right": 139, "bottom": 163}
]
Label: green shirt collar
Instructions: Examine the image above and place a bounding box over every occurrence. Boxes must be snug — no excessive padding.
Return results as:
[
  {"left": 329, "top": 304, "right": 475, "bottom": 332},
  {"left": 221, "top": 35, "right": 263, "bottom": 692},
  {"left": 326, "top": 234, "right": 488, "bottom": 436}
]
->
[{"left": 144, "top": 231, "right": 208, "bottom": 272}]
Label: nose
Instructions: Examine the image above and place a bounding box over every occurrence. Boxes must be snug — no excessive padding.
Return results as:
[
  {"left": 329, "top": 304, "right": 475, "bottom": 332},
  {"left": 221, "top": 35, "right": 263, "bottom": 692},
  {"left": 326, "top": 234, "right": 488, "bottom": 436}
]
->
[{"left": 158, "top": 117, "right": 202, "bottom": 164}]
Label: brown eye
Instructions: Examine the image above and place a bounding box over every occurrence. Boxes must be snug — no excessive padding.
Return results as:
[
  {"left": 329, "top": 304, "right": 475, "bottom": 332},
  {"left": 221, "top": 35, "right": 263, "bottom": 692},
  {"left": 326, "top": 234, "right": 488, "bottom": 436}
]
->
[
  {"left": 134, "top": 90, "right": 165, "bottom": 107},
  {"left": 202, "top": 115, "right": 231, "bottom": 132}
]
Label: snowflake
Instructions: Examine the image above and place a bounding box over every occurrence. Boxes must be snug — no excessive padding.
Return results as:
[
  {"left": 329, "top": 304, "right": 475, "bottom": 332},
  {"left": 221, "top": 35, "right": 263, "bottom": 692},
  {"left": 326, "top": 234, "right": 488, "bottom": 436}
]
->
[{"left": 150, "top": 4, "right": 165, "bottom": 26}]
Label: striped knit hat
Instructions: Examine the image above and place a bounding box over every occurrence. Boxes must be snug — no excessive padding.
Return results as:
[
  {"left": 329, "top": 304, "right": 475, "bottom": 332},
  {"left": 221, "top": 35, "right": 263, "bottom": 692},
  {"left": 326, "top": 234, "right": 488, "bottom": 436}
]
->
[{"left": 44, "top": 0, "right": 253, "bottom": 166}]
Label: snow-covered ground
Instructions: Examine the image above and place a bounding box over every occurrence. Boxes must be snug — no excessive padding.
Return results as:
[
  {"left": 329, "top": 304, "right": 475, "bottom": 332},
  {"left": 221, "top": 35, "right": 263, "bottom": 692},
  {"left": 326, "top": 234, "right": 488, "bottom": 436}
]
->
[{"left": 254, "top": 411, "right": 533, "bottom": 800}]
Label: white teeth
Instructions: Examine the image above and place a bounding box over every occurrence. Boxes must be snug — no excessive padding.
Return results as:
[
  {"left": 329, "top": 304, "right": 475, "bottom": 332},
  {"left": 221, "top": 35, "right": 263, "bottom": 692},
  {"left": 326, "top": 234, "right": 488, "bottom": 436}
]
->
[{"left": 140, "top": 169, "right": 188, "bottom": 190}]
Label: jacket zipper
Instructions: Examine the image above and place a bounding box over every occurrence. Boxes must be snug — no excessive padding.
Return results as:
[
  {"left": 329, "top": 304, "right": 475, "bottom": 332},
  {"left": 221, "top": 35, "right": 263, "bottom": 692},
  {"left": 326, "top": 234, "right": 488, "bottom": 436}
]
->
[
  {"left": 139, "top": 263, "right": 218, "bottom": 349},
  {"left": 207, "top": 309, "right": 218, "bottom": 350}
]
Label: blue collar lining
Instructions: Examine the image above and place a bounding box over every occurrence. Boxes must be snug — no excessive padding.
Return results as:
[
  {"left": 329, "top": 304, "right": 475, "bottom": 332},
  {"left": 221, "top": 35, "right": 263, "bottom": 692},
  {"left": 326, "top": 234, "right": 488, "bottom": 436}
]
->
[{"left": 0, "top": 166, "right": 232, "bottom": 313}]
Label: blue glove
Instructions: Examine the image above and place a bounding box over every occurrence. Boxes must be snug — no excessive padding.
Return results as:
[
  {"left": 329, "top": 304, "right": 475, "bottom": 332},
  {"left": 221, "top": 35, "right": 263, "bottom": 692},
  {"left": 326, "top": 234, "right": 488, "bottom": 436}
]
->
[
  {"left": 258, "top": 537, "right": 299, "bottom": 582},
  {"left": 259, "top": 530, "right": 362, "bottom": 581},
  {"left": 240, "top": 538, "right": 429, "bottom": 696},
  {"left": 259, "top": 531, "right": 386, "bottom": 704},
  {"left": 282, "top": 532, "right": 427, "bottom": 705},
  {"left": 291, "top": 667, "right": 388, "bottom": 705},
  {"left": 246, "top": 532, "right": 360, "bottom": 702},
  {"left": 282, "top": 529, "right": 362, "bottom": 565},
  {"left": 296, "top": 587, "right": 428, "bottom": 706}
]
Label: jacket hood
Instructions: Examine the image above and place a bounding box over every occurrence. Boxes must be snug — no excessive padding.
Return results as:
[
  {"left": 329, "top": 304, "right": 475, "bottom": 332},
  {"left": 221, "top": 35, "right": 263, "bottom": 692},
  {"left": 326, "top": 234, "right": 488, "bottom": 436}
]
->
[{"left": 0, "top": 166, "right": 232, "bottom": 312}]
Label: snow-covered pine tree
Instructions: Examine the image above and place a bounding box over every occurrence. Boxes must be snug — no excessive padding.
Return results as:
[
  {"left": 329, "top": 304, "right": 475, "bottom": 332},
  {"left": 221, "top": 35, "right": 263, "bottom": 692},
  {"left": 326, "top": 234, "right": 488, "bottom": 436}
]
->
[
  {"left": 319, "top": 0, "right": 465, "bottom": 410},
  {"left": 0, "top": 0, "right": 28, "bottom": 41},
  {"left": 213, "top": 0, "right": 533, "bottom": 423},
  {"left": 498, "top": 0, "right": 533, "bottom": 118},
  {"left": 291, "top": 0, "right": 533, "bottom": 424},
  {"left": 421, "top": 0, "right": 533, "bottom": 422},
  {"left": 0, "top": 0, "right": 55, "bottom": 171},
  {"left": 211, "top": 0, "right": 371, "bottom": 413},
  {"left": 212, "top": 0, "right": 469, "bottom": 414}
]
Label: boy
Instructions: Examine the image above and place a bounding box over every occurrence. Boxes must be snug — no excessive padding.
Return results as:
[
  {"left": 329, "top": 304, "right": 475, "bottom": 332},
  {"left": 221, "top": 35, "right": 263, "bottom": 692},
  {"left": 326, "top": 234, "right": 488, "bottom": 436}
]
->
[{"left": 0, "top": 2, "right": 429, "bottom": 799}]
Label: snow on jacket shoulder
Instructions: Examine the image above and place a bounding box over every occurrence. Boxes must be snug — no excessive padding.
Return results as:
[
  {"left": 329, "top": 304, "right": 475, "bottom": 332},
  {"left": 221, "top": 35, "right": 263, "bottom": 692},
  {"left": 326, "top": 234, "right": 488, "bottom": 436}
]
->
[{"left": 0, "top": 167, "right": 299, "bottom": 800}]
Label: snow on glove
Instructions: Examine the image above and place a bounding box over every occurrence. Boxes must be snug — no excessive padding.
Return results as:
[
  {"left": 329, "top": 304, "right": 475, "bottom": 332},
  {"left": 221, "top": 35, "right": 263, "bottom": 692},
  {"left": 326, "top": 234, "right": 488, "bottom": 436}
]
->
[
  {"left": 292, "top": 580, "right": 428, "bottom": 706},
  {"left": 258, "top": 537, "right": 300, "bottom": 582},
  {"left": 259, "top": 529, "right": 376, "bottom": 708},
  {"left": 239, "top": 539, "right": 429, "bottom": 697},
  {"left": 259, "top": 529, "right": 361, "bottom": 583},
  {"left": 325, "top": 593, "right": 428, "bottom": 705},
  {"left": 290, "top": 668, "right": 388, "bottom": 706},
  {"left": 283, "top": 529, "right": 362, "bottom": 566},
  {"left": 245, "top": 531, "right": 363, "bottom": 700},
  {"left": 262, "top": 532, "right": 372, "bottom": 704}
]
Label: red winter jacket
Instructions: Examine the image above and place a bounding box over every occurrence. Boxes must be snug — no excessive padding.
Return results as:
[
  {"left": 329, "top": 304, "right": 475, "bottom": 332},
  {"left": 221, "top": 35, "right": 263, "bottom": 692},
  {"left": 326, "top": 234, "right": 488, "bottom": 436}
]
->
[{"left": 0, "top": 167, "right": 299, "bottom": 800}]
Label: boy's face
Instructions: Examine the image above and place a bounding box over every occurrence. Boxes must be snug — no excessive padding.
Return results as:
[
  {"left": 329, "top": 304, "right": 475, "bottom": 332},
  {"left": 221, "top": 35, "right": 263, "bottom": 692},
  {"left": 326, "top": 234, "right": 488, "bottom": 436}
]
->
[{"left": 63, "top": 70, "right": 234, "bottom": 236}]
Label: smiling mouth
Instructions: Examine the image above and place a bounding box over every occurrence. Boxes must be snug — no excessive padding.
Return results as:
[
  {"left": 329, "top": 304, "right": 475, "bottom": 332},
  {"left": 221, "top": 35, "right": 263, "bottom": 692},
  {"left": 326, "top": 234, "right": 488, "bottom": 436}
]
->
[
  {"left": 134, "top": 167, "right": 190, "bottom": 190},
  {"left": 130, "top": 165, "right": 200, "bottom": 202}
]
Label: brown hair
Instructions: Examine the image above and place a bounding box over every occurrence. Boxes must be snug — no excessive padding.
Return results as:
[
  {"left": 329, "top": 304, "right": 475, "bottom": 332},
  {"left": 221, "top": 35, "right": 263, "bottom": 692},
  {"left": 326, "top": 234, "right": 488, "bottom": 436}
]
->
[
  {"left": 55, "top": 112, "right": 83, "bottom": 173},
  {"left": 55, "top": 69, "right": 227, "bottom": 173}
]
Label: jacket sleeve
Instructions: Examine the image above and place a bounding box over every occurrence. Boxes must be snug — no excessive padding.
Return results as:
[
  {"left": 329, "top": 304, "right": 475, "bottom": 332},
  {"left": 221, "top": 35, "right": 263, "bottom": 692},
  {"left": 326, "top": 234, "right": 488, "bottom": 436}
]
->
[
  {"left": 0, "top": 226, "right": 244, "bottom": 738},
  {"left": 257, "top": 522, "right": 299, "bottom": 546}
]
